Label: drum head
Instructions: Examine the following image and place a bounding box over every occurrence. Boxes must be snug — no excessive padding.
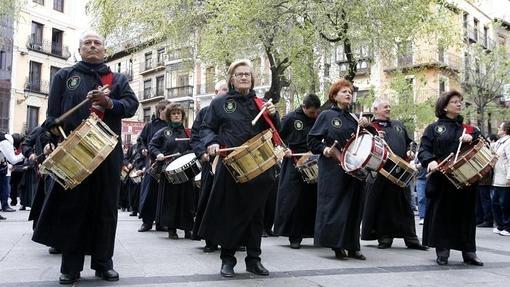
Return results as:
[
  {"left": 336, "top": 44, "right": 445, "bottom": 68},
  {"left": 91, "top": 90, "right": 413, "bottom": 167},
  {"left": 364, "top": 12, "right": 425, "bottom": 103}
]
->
[
  {"left": 343, "top": 133, "right": 372, "bottom": 171},
  {"left": 166, "top": 153, "right": 196, "bottom": 171},
  {"left": 194, "top": 172, "right": 201, "bottom": 181}
]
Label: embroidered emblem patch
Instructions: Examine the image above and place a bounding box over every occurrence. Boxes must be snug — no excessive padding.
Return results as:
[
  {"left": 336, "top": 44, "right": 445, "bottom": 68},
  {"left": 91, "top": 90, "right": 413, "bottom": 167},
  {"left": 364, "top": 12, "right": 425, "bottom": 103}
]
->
[
  {"left": 394, "top": 125, "right": 403, "bottom": 134},
  {"left": 66, "top": 76, "right": 81, "bottom": 90},
  {"left": 331, "top": 118, "right": 342, "bottom": 129},
  {"left": 224, "top": 99, "right": 236, "bottom": 113},
  {"left": 164, "top": 130, "right": 173, "bottom": 137},
  {"left": 434, "top": 125, "right": 446, "bottom": 135},
  {"left": 294, "top": 120, "right": 304, "bottom": 131}
]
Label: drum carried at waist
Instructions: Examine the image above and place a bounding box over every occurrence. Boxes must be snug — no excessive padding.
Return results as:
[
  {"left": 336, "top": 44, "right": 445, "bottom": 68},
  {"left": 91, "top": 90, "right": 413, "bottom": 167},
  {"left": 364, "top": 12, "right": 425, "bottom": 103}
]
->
[
  {"left": 223, "top": 129, "right": 285, "bottom": 183},
  {"left": 164, "top": 153, "right": 202, "bottom": 184},
  {"left": 438, "top": 138, "right": 497, "bottom": 189},
  {"left": 39, "top": 113, "right": 118, "bottom": 190},
  {"left": 129, "top": 169, "right": 143, "bottom": 184},
  {"left": 378, "top": 152, "right": 417, "bottom": 187},
  {"left": 340, "top": 131, "right": 388, "bottom": 180},
  {"left": 295, "top": 153, "right": 319, "bottom": 184}
]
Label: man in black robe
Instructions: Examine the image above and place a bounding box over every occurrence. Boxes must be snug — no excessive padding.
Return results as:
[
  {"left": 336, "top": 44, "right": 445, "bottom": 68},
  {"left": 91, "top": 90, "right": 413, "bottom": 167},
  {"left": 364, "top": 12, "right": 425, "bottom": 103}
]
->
[
  {"left": 32, "top": 31, "right": 139, "bottom": 284},
  {"left": 137, "top": 99, "right": 169, "bottom": 232},
  {"left": 274, "top": 94, "right": 320, "bottom": 248},
  {"left": 361, "top": 99, "right": 427, "bottom": 250},
  {"left": 199, "top": 59, "right": 279, "bottom": 278}
]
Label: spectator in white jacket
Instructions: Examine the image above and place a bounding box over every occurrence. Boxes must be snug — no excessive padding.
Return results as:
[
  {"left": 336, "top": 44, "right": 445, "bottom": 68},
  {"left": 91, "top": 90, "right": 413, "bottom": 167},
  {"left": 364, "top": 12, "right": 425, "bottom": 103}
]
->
[
  {"left": 491, "top": 121, "right": 510, "bottom": 236},
  {"left": 1, "top": 133, "right": 25, "bottom": 219}
]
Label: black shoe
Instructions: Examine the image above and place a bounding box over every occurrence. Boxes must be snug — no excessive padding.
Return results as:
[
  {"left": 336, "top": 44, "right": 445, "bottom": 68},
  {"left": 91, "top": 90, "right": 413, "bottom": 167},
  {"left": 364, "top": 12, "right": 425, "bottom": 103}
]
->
[
  {"left": 477, "top": 222, "right": 493, "bottom": 228},
  {"left": 203, "top": 245, "right": 218, "bottom": 253},
  {"left": 377, "top": 242, "right": 392, "bottom": 249},
  {"left": 59, "top": 273, "right": 80, "bottom": 285},
  {"left": 2, "top": 207, "right": 15, "bottom": 212},
  {"left": 48, "top": 247, "right": 61, "bottom": 254},
  {"left": 10, "top": 200, "right": 17, "bottom": 206},
  {"left": 168, "top": 230, "right": 179, "bottom": 239},
  {"left": 334, "top": 249, "right": 347, "bottom": 259},
  {"left": 0, "top": 215, "right": 6, "bottom": 220},
  {"left": 129, "top": 211, "right": 137, "bottom": 216},
  {"left": 348, "top": 250, "right": 366, "bottom": 260},
  {"left": 220, "top": 263, "right": 235, "bottom": 278},
  {"left": 262, "top": 230, "right": 268, "bottom": 237},
  {"left": 19, "top": 206, "right": 26, "bottom": 211},
  {"left": 237, "top": 246, "right": 246, "bottom": 251},
  {"left": 266, "top": 229, "right": 276, "bottom": 237},
  {"left": 95, "top": 269, "right": 119, "bottom": 281},
  {"left": 463, "top": 256, "right": 484, "bottom": 266},
  {"left": 246, "top": 261, "right": 269, "bottom": 276},
  {"left": 290, "top": 242, "right": 301, "bottom": 249},
  {"left": 184, "top": 231, "right": 192, "bottom": 239},
  {"left": 407, "top": 244, "right": 429, "bottom": 251},
  {"left": 436, "top": 256, "right": 448, "bottom": 266},
  {"left": 138, "top": 223, "right": 152, "bottom": 232},
  {"left": 156, "top": 225, "right": 169, "bottom": 232}
]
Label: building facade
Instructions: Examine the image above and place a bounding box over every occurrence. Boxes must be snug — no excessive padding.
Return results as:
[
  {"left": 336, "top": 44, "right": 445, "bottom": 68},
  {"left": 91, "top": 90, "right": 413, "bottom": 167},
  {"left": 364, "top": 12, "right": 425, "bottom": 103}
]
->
[{"left": 0, "top": 12, "right": 14, "bottom": 132}]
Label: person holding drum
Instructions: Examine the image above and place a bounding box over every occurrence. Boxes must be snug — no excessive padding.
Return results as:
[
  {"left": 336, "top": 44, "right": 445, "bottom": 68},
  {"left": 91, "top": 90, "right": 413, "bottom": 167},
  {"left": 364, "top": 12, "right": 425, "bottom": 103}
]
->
[
  {"left": 138, "top": 99, "right": 170, "bottom": 232},
  {"left": 199, "top": 59, "right": 279, "bottom": 278},
  {"left": 124, "top": 142, "right": 144, "bottom": 217},
  {"left": 418, "top": 90, "right": 483, "bottom": 266},
  {"left": 32, "top": 31, "right": 139, "bottom": 284},
  {"left": 274, "top": 94, "right": 321, "bottom": 249},
  {"left": 149, "top": 103, "right": 195, "bottom": 240},
  {"left": 361, "top": 98, "right": 428, "bottom": 251},
  {"left": 191, "top": 80, "right": 228, "bottom": 253},
  {"left": 307, "top": 78, "right": 371, "bottom": 260}
]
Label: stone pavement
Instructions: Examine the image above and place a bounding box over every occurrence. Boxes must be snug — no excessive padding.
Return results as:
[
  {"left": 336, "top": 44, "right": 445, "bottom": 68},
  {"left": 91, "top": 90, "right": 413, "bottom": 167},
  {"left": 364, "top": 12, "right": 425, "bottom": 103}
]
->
[{"left": 1, "top": 208, "right": 510, "bottom": 287}]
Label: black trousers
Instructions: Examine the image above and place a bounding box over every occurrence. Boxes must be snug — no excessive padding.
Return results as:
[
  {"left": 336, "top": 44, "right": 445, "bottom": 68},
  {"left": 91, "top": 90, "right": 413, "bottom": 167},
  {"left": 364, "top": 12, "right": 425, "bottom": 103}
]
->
[
  {"left": 220, "top": 220, "right": 263, "bottom": 266},
  {"left": 378, "top": 236, "right": 421, "bottom": 247},
  {"left": 61, "top": 251, "right": 113, "bottom": 274},
  {"left": 435, "top": 248, "right": 477, "bottom": 260}
]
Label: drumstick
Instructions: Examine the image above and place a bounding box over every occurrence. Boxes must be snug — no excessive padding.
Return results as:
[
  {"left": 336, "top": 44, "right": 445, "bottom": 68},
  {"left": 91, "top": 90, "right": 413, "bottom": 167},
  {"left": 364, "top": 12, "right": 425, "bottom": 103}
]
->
[
  {"left": 163, "top": 152, "right": 181, "bottom": 159},
  {"left": 426, "top": 152, "right": 454, "bottom": 178},
  {"left": 353, "top": 112, "right": 364, "bottom": 155},
  {"left": 217, "top": 145, "right": 249, "bottom": 153},
  {"left": 55, "top": 85, "right": 110, "bottom": 126},
  {"left": 175, "top": 138, "right": 191, "bottom": 141},
  {"left": 290, "top": 153, "right": 313, "bottom": 157},
  {"left": 454, "top": 128, "right": 466, "bottom": 163},
  {"left": 251, "top": 98, "right": 273, "bottom": 126}
]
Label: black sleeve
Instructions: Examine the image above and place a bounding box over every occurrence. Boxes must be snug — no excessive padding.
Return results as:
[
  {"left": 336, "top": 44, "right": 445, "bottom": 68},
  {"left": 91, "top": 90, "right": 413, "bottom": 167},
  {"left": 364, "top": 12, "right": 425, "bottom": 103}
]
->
[
  {"left": 148, "top": 130, "right": 165, "bottom": 157},
  {"left": 418, "top": 124, "right": 436, "bottom": 167},
  {"left": 190, "top": 109, "right": 206, "bottom": 157},
  {"left": 307, "top": 112, "right": 327, "bottom": 155},
  {"left": 137, "top": 124, "right": 150, "bottom": 150},
  {"left": 200, "top": 102, "right": 221, "bottom": 148},
  {"left": 108, "top": 74, "right": 139, "bottom": 118},
  {"left": 279, "top": 114, "right": 292, "bottom": 144}
]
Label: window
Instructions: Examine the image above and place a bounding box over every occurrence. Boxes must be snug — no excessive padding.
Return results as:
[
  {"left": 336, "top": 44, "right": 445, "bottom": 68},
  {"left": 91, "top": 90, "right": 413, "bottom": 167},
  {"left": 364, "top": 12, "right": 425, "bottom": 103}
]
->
[
  {"left": 464, "top": 52, "right": 470, "bottom": 81},
  {"left": 29, "top": 61, "right": 42, "bottom": 92},
  {"left": 144, "top": 52, "right": 152, "bottom": 70},
  {"left": 473, "top": 18, "right": 479, "bottom": 42},
  {"left": 177, "top": 74, "right": 189, "bottom": 87},
  {"left": 439, "top": 78, "right": 446, "bottom": 96},
  {"left": 53, "top": 0, "right": 64, "bottom": 12},
  {"left": 156, "top": 76, "right": 164, "bottom": 97},
  {"left": 51, "top": 28, "right": 63, "bottom": 56},
  {"left": 396, "top": 41, "right": 413, "bottom": 67},
  {"left": 0, "top": 51, "right": 5, "bottom": 70},
  {"left": 143, "top": 108, "right": 151, "bottom": 123},
  {"left": 438, "top": 45, "right": 445, "bottom": 63},
  {"left": 31, "top": 22, "right": 44, "bottom": 49},
  {"left": 116, "top": 62, "right": 121, "bottom": 73},
  {"left": 324, "top": 63, "right": 330, "bottom": 78},
  {"left": 143, "top": 79, "right": 152, "bottom": 99},
  {"left": 483, "top": 26, "right": 489, "bottom": 47},
  {"left": 205, "top": 66, "right": 215, "bottom": 93},
  {"left": 50, "top": 66, "right": 60, "bottom": 84},
  {"left": 33, "top": 0, "right": 44, "bottom": 5},
  {"left": 157, "top": 48, "right": 165, "bottom": 66},
  {"left": 26, "top": 106, "right": 40, "bottom": 134}
]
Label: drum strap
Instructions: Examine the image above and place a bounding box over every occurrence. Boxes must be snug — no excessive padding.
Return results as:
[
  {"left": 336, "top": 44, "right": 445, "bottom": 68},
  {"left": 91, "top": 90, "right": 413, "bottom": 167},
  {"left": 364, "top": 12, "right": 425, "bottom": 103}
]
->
[
  {"left": 184, "top": 128, "right": 191, "bottom": 138},
  {"left": 462, "top": 124, "right": 474, "bottom": 135},
  {"left": 253, "top": 97, "right": 284, "bottom": 147},
  {"left": 90, "top": 72, "right": 114, "bottom": 119}
]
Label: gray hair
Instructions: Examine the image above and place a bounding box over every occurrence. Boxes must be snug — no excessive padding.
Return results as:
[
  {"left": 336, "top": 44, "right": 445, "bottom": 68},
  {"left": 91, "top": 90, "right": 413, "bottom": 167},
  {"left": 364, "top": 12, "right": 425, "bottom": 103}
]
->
[
  {"left": 372, "top": 98, "right": 390, "bottom": 111},
  {"left": 214, "top": 80, "right": 227, "bottom": 92},
  {"left": 78, "top": 30, "right": 104, "bottom": 48}
]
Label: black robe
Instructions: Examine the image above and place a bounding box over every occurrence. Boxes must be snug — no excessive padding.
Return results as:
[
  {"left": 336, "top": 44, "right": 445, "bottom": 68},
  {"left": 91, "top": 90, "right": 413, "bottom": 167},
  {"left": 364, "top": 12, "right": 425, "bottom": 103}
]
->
[
  {"left": 125, "top": 143, "right": 144, "bottom": 213},
  {"left": 138, "top": 118, "right": 167, "bottom": 223},
  {"left": 361, "top": 119, "right": 419, "bottom": 241},
  {"left": 274, "top": 108, "right": 317, "bottom": 239},
  {"left": 149, "top": 125, "right": 195, "bottom": 231},
  {"left": 418, "top": 116, "right": 479, "bottom": 251},
  {"left": 32, "top": 61, "right": 139, "bottom": 258},
  {"left": 307, "top": 106, "right": 364, "bottom": 251},
  {"left": 198, "top": 90, "right": 279, "bottom": 249}
]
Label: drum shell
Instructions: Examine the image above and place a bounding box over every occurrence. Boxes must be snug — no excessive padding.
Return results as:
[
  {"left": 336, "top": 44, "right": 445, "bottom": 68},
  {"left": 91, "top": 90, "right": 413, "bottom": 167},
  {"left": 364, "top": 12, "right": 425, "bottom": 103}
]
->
[
  {"left": 296, "top": 154, "right": 319, "bottom": 184},
  {"left": 165, "top": 154, "right": 202, "bottom": 184},
  {"left": 378, "top": 153, "right": 417, "bottom": 188},
  {"left": 340, "top": 132, "right": 388, "bottom": 180}
]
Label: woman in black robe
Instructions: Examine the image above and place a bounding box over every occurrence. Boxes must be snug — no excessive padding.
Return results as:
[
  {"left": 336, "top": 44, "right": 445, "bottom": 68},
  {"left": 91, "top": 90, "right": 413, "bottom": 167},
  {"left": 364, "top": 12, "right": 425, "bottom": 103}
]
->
[
  {"left": 418, "top": 90, "right": 483, "bottom": 266},
  {"left": 149, "top": 103, "right": 195, "bottom": 239},
  {"left": 307, "top": 78, "right": 370, "bottom": 260}
]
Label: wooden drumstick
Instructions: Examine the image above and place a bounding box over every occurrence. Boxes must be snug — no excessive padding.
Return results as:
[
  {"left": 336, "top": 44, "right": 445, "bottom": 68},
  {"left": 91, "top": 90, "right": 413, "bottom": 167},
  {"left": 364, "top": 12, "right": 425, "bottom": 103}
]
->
[
  {"left": 251, "top": 98, "right": 273, "bottom": 126},
  {"left": 290, "top": 152, "right": 313, "bottom": 157},
  {"left": 55, "top": 85, "right": 110, "bottom": 126},
  {"left": 353, "top": 112, "right": 364, "bottom": 156},
  {"left": 426, "top": 152, "right": 454, "bottom": 178},
  {"left": 454, "top": 128, "right": 466, "bottom": 163},
  {"left": 163, "top": 152, "right": 181, "bottom": 159},
  {"left": 175, "top": 138, "right": 191, "bottom": 141},
  {"left": 217, "top": 145, "right": 249, "bottom": 153}
]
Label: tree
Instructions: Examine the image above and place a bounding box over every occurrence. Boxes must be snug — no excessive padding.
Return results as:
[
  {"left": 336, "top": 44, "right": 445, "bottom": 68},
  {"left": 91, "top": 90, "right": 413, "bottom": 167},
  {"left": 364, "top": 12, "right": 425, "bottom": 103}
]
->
[{"left": 461, "top": 43, "right": 510, "bottom": 134}]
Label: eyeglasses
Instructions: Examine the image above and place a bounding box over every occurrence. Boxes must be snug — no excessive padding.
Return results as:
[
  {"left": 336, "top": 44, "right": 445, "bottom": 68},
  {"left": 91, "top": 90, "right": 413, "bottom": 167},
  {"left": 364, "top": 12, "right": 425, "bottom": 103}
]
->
[{"left": 233, "top": 73, "right": 251, "bottom": 79}]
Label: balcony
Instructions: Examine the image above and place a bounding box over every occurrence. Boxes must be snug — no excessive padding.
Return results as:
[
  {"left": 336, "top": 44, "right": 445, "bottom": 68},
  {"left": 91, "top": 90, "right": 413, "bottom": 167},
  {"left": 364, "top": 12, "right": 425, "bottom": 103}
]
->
[
  {"left": 167, "top": 85, "right": 193, "bottom": 98},
  {"left": 384, "top": 48, "right": 461, "bottom": 73},
  {"left": 26, "top": 36, "right": 71, "bottom": 59},
  {"left": 464, "top": 24, "right": 497, "bottom": 50},
  {"left": 24, "top": 78, "right": 49, "bottom": 95},
  {"left": 138, "top": 87, "right": 164, "bottom": 103},
  {"left": 139, "top": 59, "right": 165, "bottom": 75}
]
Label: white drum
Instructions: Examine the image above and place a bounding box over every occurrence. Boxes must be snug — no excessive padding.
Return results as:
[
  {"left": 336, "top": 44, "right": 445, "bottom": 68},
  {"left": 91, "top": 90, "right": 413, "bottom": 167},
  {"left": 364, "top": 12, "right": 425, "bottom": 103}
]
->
[
  {"left": 164, "top": 153, "right": 202, "bottom": 184},
  {"left": 340, "top": 131, "right": 388, "bottom": 180},
  {"left": 129, "top": 169, "right": 143, "bottom": 184},
  {"left": 194, "top": 172, "right": 202, "bottom": 188}
]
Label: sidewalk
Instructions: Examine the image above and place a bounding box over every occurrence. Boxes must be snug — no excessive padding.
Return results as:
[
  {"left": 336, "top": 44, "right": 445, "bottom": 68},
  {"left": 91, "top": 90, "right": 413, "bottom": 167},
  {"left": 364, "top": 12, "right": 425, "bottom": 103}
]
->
[{"left": 1, "top": 208, "right": 510, "bottom": 286}]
